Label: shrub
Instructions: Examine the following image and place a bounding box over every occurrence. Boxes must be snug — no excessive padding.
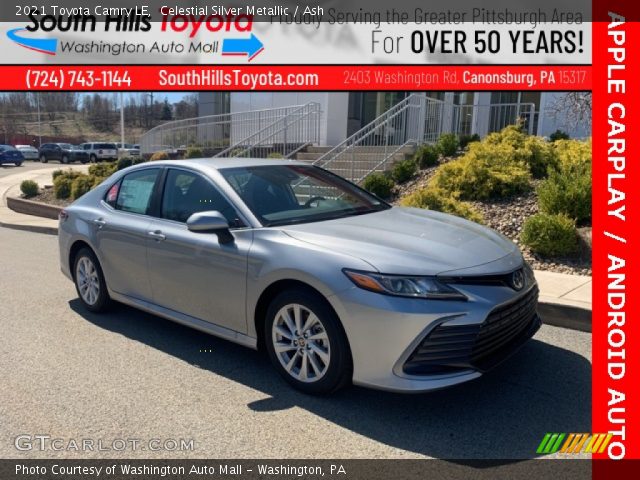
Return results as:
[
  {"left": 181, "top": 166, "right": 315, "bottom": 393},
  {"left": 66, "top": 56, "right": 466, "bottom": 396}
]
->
[
  {"left": 522, "top": 136, "right": 558, "bottom": 178},
  {"left": 71, "top": 174, "right": 94, "bottom": 200},
  {"left": 52, "top": 169, "right": 65, "bottom": 181},
  {"left": 116, "top": 157, "right": 134, "bottom": 170},
  {"left": 414, "top": 144, "right": 439, "bottom": 169},
  {"left": 400, "top": 186, "right": 483, "bottom": 223},
  {"left": 267, "top": 152, "right": 284, "bottom": 159},
  {"left": 553, "top": 138, "right": 592, "bottom": 169},
  {"left": 431, "top": 142, "right": 532, "bottom": 200},
  {"left": 53, "top": 176, "right": 73, "bottom": 199},
  {"left": 549, "top": 129, "right": 570, "bottom": 142},
  {"left": 436, "top": 133, "right": 459, "bottom": 157},
  {"left": 20, "top": 180, "right": 39, "bottom": 198},
  {"left": 459, "top": 134, "right": 480, "bottom": 150},
  {"left": 520, "top": 213, "right": 578, "bottom": 257},
  {"left": 391, "top": 158, "right": 417, "bottom": 183},
  {"left": 88, "top": 163, "right": 117, "bottom": 177},
  {"left": 362, "top": 172, "right": 394, "bottom": 199},
  {"left": 484, "top": 124, "right": 526, "bottom": 149},
  {"left": 150, "top": 151, "right": 170, "bottom": 161},
  {"left": 537, "top": 161, "right": 591, "bottom": 224},
  {"left": 186, "top": 146, "right": 203, "bottom": 158}
]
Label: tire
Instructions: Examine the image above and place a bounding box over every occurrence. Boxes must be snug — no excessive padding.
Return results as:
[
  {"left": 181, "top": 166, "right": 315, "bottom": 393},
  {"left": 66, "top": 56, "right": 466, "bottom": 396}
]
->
[
  {"left": 15, "top": 162, "right": 22, "bottom": 167},
  {"left": 40, "top": 154, "right": 48, "bottom": 163},
  {"left": 265, "top": 288, "right": 352, "bottom": 394},
  {"left": 73, "top": 247, "right": 111, "bottom": 313},
  {"left": 61, "top": 155, "right": 69, "bottom": 164},
  {"left": 90, "top": 154, "right": 97, "bottom": 163},
  {"left": 80, "top": 158, "right": 88, "bottom": 164}
]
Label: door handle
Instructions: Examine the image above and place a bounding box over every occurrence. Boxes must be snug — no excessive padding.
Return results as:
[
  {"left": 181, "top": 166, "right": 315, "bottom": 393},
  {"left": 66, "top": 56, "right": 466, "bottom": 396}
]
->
[
  {"left": 92, "top": 218, "right": 106, "bottom": 228},
  {"left": 147, "top": 230, "right": 166, "bottom": 241}
]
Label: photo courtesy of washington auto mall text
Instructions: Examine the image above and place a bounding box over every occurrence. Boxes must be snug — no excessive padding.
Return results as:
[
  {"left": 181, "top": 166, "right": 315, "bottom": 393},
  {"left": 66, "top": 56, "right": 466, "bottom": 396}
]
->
[{"left": 0, "top": 0, "right": 636, "bottom": 479}]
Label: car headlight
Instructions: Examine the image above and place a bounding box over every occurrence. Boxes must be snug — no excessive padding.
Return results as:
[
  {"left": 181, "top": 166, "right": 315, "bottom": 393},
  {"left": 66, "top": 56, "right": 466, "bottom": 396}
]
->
[{"left": 343, "top": 269, "right": 467, "bottom": 300}]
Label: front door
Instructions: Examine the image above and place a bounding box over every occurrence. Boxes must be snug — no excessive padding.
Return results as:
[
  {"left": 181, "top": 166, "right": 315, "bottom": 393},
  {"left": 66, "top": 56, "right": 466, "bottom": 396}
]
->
[{"left": 146, "top": 168, "right": 251, "bottom": 333}]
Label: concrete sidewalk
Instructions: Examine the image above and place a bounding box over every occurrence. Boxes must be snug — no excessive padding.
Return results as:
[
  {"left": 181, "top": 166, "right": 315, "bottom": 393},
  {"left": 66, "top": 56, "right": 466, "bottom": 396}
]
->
[{"left": 0, "top": 165, "right": 592, "bottom": 330}]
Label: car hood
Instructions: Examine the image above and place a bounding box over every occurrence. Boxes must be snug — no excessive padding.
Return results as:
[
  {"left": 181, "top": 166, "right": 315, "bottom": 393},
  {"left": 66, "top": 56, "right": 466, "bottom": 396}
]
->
[{"left": 281, "top": 207, "right": 520, "bottom": 276}]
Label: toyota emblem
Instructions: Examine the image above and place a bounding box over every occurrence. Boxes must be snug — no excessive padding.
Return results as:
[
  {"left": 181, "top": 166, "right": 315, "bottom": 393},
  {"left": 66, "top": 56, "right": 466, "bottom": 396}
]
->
[{"left": 511, "top": 269, "right": 525, "bottom": 291}]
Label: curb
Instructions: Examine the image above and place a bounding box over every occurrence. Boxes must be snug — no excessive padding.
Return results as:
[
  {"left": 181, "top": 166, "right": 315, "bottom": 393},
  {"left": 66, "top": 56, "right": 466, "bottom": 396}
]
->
[
  {"left": 537, "top": 301, "right": 591, "bottom": 333},
  {"left": 7, "top": 196, "right": 62, "bottom": 220}
]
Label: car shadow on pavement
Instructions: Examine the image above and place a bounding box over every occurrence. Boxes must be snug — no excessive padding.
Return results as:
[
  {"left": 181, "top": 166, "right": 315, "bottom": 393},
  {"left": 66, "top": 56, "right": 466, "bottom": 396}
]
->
[{"left": 71, "top": 299, "right": 591, "bottom": 463}]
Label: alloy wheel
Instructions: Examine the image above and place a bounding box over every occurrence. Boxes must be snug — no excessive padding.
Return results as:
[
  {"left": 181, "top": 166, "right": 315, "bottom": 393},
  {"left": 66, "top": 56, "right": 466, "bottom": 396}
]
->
[
  {"left": 271, "top": 303, "right": 331, "bottom": 383},
  {"left": 76, "top": 256, "right": 100, "bottom": 306}
]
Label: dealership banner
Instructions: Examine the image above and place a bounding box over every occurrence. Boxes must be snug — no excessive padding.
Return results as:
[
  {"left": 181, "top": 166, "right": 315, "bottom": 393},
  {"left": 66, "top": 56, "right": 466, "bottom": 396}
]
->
[{"left": 0, "top": 0, "right": 638, "bottom": 479}]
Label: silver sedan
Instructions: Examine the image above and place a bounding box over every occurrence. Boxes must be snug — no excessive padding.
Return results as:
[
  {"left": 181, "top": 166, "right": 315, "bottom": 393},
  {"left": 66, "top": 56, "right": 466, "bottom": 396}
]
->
[{"left": 59, "top": 158, "right": 541, "bottom": 394}]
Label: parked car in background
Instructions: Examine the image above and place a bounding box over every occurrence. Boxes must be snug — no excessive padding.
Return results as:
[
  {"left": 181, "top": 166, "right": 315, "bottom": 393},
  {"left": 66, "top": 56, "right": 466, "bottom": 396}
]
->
[
  {"left": 0, "top": 145, "right": 24, "bottom": 166},
  {"left": 15, "top": 144, "right": 39, "bottom": 160},
  {"left": 39, "top": 143, "right": 89, "bottom": 164},
  {"left": 59, "top": 158, "right": 541, "bottom": 395},
  {"left": 80, "top": 142, "right": 118, "bottom": 162},
  {"left": 115, "top": 142, "right": 140, "bottom": 157}
]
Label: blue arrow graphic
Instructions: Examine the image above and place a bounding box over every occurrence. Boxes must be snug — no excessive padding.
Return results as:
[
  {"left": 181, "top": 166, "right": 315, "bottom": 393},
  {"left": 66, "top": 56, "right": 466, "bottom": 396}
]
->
[
  {"left": 7, "top": 28, "right": 57, "bottom": 55},
  {"left": 222, "top": 33, "right": 264, "bottom": 61}
]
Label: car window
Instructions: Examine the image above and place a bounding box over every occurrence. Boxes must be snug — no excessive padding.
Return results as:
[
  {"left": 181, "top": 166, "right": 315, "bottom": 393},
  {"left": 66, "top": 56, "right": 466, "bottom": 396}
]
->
[
  {"left": 221, "top": 165, "right": 388, "bottom": 227},
  {"left": 115, "top": 169, "right": 160, "bottom": 215},
  {"left": 161, "top": 169, "right": 243, "bottom": 227},
  {"left": 82, "top": 144, "right": 91, "bottom": 150},
  {"left": 99, "top": 143, "right": 116, "bottom": 149}
]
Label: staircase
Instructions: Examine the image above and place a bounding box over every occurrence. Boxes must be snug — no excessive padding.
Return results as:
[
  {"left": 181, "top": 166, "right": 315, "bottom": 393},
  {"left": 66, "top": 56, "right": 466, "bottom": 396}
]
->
[
  {"left": 310, "top": 94, "right": 445, "bottom": 184},
  {"left": 296, "top": 145, "right": 416, "bottom": 179}
]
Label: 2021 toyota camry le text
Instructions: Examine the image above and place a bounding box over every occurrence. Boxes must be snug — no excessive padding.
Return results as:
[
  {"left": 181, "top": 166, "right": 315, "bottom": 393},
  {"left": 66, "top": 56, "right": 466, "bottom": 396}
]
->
[{"left": 59, "top": 158, "right": 541, "bottom": 394}]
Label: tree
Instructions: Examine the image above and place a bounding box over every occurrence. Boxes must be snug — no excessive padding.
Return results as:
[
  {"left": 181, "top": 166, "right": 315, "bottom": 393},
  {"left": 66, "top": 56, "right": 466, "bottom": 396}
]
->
[
  {"left": 161, "top": 98, "right": 173, "bottom": 120},
  {"left": 547, "top": 93, "right": 592, "bottom": 131}
]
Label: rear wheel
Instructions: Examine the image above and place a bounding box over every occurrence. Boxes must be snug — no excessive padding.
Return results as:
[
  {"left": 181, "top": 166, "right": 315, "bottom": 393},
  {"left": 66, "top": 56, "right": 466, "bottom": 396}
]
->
[
  {"left": 73, "top": 248, "right": 111, "bottom": 313},
  {"left": 265, "top": 289, "right": 352, "bottom": 394},
  {"left": 61, "top": 155, "right": 69, "bottom": 164},
  {"left": 40, "top": 154, "right": 47, "bottom": 163},
  {"left": 90, "top": 154, "right": 97, "bottom": 163},
  {"left": 15, "top": 162, "right": 22, "bottom": 167}
]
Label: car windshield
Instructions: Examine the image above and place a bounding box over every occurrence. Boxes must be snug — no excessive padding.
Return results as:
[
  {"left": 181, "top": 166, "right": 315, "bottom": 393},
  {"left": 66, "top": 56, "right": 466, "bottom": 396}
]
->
[
  {"left": 58, "top": 143, "right": 73, "bottom": 149},
  {"left": 0, "top": 145, "right": 17, "bottom": 151},
  {"left": 220, "top": 165, "right": 390, "bottom": 227}
]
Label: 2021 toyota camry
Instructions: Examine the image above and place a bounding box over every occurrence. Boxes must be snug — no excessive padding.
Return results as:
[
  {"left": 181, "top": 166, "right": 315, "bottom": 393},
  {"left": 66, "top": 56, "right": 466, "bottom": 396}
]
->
[{"left": 59, "top": 158, "right": 541, "bottom": 394}]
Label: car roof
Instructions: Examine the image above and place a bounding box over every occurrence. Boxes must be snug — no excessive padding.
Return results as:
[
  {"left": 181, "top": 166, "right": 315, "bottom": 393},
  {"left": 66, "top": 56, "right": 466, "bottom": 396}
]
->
[{"left": 143, "top": 157, "right": 309, "bottom": 172}]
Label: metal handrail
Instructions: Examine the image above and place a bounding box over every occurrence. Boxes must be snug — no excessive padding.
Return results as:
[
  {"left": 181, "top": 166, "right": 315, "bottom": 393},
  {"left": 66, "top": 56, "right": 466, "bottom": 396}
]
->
[
  {"left": 214, "top": 103, "right": 320, "bottom": 159},
  {"left": 139, "top": 103, "right": 319, "bottom": 155}
]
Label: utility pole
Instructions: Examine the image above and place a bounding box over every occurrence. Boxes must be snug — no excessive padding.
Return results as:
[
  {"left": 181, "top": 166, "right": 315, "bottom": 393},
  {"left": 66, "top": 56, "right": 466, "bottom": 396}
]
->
[
  {"left": 36, "top": 93, "right": 41, "bottom": 147},
  {"left": 120, "top": 92, "right": 125, "bottom": 157}
]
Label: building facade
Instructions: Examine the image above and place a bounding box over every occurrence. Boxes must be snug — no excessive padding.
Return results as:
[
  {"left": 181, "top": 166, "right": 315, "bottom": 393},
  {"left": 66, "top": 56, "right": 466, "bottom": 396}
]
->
[{"left": 198, "top": 91, "right": 591, "bottom": 147}]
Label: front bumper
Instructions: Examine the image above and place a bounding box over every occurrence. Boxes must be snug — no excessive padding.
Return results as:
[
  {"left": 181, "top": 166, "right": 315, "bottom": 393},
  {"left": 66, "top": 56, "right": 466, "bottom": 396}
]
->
[{"left": 329, "top": 280, "right": 540, "bottom": 393}]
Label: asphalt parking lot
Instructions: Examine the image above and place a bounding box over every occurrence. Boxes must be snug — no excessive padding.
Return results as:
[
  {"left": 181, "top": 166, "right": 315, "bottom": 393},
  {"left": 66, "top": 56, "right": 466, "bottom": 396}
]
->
[{"left": 0, "top": 226, "right": 591, "bottom": 460}]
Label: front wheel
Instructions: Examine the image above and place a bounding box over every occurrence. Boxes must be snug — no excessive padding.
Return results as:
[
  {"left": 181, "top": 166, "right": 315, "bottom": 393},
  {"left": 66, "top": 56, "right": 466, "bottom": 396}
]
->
[
  {"left": 90, "top": 154, "right": 97, "bottom": 163},
  {"left": 265, "top": 289, "right": 352, "bottom": 394},
  {"left": 73, "top": 248, "right": 111, "bottom": 313},
  {"left": 15, "top": 162, "right": 22, "bottom": 167},
  {"left": 61, "top": 155, "right": 69, "bottom": 164}
]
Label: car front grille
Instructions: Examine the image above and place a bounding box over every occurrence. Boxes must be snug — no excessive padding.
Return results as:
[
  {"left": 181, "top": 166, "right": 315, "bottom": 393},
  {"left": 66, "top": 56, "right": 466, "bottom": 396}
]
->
[{"left": 402, "top": 286, "right": 540, "bottom": 376}]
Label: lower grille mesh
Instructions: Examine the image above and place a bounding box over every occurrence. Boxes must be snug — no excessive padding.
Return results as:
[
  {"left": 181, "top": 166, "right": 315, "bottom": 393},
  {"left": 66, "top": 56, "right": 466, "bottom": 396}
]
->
[{"left": 403, "top": 286, "right": 540, "bottom": 376}]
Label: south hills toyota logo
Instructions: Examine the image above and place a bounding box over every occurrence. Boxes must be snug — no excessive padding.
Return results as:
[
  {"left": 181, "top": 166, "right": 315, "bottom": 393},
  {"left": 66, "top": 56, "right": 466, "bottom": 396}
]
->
[{"left": 8, "top": 9, "right": 264, "bottom": 60}]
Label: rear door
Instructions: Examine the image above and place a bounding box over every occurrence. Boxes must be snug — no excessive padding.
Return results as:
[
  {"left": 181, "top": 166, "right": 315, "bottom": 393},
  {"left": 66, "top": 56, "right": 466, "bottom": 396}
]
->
[{"left": 94, "top": 167, "right": 161, "bottom": 302}]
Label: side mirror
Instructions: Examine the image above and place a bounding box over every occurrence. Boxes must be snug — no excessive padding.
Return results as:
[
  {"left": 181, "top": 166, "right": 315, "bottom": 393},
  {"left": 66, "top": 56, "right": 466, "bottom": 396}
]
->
[{"left": 186, "top": 211, "right": 234, "bottom": 244}]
